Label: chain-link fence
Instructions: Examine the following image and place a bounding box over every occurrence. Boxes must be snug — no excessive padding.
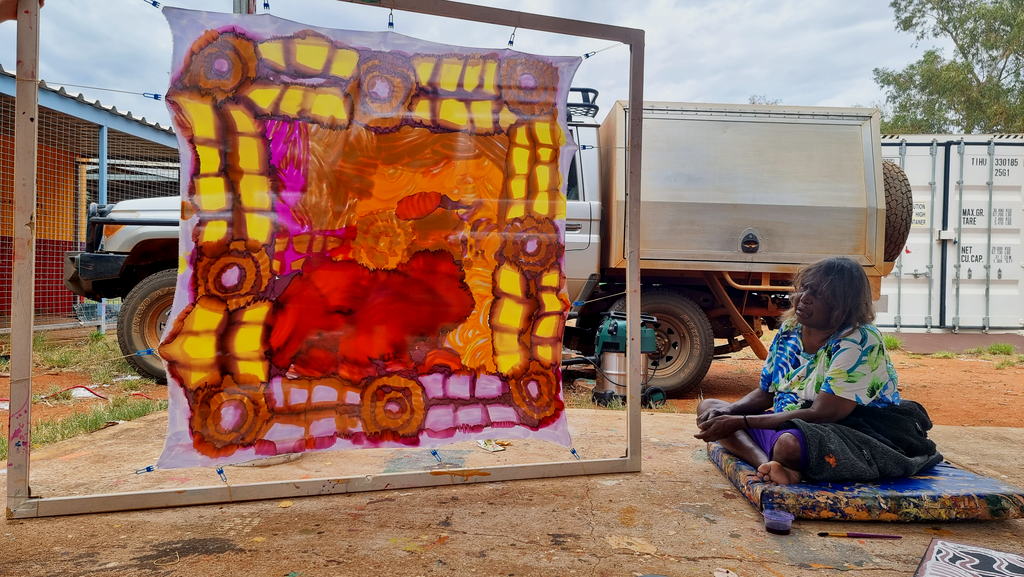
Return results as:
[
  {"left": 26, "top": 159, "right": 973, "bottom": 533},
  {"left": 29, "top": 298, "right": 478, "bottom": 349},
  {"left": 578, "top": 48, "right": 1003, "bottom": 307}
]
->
[{"left": 0, "top": 91, "right": 179, "bottom": 332}]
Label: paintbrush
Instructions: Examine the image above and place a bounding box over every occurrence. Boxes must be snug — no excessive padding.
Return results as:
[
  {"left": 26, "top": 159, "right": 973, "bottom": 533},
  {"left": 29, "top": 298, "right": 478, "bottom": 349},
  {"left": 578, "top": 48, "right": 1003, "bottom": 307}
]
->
[{"left": 817, "top": 532, "right": 901, "bottom": 539}]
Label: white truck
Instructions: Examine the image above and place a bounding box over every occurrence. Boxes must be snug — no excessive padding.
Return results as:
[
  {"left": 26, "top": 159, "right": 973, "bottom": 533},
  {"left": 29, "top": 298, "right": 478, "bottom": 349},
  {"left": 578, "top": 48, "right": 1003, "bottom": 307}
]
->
[{"left": 64, "top": 89, "right": 913, "bottom": 393}]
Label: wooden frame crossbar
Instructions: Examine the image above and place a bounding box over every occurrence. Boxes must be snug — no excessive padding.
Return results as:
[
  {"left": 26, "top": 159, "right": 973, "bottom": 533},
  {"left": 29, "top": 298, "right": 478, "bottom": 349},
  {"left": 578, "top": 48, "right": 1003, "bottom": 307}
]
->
[{"left": 6, "top": 0, "right": 645, "bottom": 519}]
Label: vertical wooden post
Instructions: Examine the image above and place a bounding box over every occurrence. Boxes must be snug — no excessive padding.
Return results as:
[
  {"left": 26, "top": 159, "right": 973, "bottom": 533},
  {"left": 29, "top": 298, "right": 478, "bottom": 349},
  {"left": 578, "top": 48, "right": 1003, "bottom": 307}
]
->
[
  {"left": 7, "top": 0, "right": 41, "bottom": 516},
  {"left": 623, "top": 31, "right": 645, "bottom": 469},
  {"left": 232, "top": 0, "right": 256, "bottom": 14}
]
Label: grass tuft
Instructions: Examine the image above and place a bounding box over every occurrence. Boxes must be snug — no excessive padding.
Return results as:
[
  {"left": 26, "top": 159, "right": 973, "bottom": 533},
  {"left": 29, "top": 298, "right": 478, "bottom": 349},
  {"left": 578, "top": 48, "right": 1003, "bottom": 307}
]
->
[
  {"left": 0, "top": 397, "right": 168, "bottom": 461},
  {"left": 932, "top": 351, "right": 958, "bottom": 359},
  {"left": 987, "top": 343, "right": 1016, "bottom": 356},
  {"left": 29, "top": 332, "right": 152, "bottom": 388},
  {"left": 962, "top": 347, "right": 984, "bottom": 355},
  {"left": 883, "top": 334, "right": 904, "bottom": 351}
]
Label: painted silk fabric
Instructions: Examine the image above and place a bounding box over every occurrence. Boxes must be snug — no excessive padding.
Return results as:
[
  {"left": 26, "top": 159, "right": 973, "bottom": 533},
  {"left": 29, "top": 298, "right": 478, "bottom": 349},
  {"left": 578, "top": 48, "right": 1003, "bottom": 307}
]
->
[{"left": 157, "top": 8, "right": 580, "bottom": 468}]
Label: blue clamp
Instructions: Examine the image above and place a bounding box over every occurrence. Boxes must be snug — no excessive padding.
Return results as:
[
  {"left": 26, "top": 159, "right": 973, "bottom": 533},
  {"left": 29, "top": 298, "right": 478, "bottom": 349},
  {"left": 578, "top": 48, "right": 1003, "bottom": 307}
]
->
[
  {"left": 388, "top": 12, "right": 394, "bottom": 29},
  {"left": 583, "top": 51, "right": 596, "bottom": 59},
  {"left": 216, "top": 467, "right": 228, "bottom": 483},
  {"left": 143, "top": 93, "right": 162, "bottom": 101},
  {"left": 580, "top": 145, "right": 595, "bottom": 150},
  {"left": 136, "top": 348, "right": 155, "bottom": 357},
  {"left": 570, "top": 447, "right": 581, "bottom": 461},
  {"left": 263, "top": 1, "right": 270, "bottom": 9},
  {"left": 141, "top": 0, "right": 160, "bottom": 7},
  {"left": 572, "top": 301, "right": 585, "bottom": 307},
  {"left": 136, "top": 465, "right": 156, "bottom": 474},
  {"left": 430, "top": 449, "right": 443, "bottom": 463}
]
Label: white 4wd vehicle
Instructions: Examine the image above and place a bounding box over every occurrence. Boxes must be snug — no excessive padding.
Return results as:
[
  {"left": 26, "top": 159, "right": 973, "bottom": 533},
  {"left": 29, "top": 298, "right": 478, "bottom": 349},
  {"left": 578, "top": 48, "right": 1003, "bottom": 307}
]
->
[{"left": 64, "top": 197, "right": 179, "bottom": 381}]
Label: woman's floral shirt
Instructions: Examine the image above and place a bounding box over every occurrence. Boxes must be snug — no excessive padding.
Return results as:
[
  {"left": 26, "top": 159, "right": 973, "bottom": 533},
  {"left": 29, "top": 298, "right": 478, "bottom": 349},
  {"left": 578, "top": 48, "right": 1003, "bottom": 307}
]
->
[{"left": 759, "top": 321, "right": 900, "bottom": 413}]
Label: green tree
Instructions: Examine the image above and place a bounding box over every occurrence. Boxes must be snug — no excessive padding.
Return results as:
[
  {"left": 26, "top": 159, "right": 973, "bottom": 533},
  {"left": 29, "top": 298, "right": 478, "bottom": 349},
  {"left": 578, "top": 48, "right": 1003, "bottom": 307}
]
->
[{"left": 873, "top": 0, "right": 1024, "bottom": 134}]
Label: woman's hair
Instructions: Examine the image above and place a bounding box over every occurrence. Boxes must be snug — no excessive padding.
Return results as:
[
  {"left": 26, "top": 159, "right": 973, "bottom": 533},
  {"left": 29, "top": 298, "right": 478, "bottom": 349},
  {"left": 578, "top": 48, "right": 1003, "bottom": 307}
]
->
[{"left": 781, "top": 256, "right": 875, "bottom": 331}]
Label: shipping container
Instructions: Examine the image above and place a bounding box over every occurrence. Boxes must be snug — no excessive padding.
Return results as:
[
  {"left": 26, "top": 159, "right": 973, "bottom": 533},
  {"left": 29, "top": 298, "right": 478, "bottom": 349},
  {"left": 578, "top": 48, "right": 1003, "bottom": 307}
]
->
[{"left": 877, "top": 134, "right": 1024, "bottom": 334}]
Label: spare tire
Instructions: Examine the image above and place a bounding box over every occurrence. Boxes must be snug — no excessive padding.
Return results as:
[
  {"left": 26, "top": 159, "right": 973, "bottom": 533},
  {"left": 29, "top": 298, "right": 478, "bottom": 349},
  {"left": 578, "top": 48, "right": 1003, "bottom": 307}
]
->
[{"left": 882, "top": 160, "right": 913, "bottom": 262}]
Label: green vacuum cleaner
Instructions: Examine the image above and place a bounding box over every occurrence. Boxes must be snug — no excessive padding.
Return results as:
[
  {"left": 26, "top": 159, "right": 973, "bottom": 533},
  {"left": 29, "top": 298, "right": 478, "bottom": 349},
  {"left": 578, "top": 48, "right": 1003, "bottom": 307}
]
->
[{"left": 563, "top": 311, "right": 667, "bottom": 408}]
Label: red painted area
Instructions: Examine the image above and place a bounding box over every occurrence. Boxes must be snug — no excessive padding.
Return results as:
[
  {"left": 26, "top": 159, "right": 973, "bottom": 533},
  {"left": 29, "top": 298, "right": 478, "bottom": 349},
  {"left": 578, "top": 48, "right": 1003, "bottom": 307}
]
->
[
  {"left": 268, "top": 250, "right": 475, "bottom": 382},
  {"left": 395, "top": 191, "right": 442, "bottom": 220},
  {"left": 0, "top": 236, "right": 81, "bottom": 319}
]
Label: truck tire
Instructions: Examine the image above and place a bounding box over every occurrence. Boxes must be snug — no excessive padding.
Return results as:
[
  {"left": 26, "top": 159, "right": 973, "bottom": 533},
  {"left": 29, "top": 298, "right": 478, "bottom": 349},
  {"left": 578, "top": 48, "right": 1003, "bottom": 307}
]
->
[
  {"left": 117, "top": 269, "right": 176, "bottom": 383},
  {"left": 610, "top": 289, "right": 714, "bottom": 396},
  {"left": 883, "top": 160, "right": 913, "bottom": 263}
]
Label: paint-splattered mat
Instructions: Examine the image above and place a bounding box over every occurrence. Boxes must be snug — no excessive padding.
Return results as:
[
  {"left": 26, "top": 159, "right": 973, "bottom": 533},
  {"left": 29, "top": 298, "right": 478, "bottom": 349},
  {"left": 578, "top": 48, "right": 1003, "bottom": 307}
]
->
[
  {"left": 707, "top": 442, "right": 1024, "bottom": 521},
  {"left": 914, "top": 538, "right": 1024, "bottom": 576}
]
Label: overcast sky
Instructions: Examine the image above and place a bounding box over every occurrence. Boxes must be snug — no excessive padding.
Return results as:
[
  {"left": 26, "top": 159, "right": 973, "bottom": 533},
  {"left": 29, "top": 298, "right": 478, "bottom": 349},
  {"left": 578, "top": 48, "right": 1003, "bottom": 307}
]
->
[{"left": 0, "top": 0, "right": 949, "bottom": 129}]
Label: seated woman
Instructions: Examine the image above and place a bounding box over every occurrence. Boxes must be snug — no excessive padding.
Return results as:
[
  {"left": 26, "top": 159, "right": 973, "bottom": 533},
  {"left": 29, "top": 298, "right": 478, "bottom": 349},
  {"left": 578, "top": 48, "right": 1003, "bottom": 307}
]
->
[{"left": 694, "top": 256, "right": 941, "bottom": 485}]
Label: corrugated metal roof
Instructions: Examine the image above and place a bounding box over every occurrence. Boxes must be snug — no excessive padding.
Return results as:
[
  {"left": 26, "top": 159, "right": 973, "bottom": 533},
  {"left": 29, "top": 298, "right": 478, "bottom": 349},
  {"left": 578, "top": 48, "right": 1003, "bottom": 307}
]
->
[{"left": 0, "top": 62, "right": 174, "bottom": 135}]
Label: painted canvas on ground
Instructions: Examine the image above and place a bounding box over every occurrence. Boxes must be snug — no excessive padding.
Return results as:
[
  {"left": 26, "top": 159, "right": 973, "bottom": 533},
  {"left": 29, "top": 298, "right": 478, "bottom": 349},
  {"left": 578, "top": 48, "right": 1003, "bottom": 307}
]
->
[
  {"left": 157, "top": 8, "right": 580, "bottom": 468},
  {"left": 914, "top": 539, "right": 1024, "bottom": 577}
]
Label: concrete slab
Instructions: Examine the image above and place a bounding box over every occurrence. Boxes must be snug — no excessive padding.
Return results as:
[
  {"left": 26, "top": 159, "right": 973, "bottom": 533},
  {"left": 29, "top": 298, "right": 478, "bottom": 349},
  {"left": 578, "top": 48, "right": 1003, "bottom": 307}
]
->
[{"left": 4, "top": 410, "right": 1023, "bottom": 576}]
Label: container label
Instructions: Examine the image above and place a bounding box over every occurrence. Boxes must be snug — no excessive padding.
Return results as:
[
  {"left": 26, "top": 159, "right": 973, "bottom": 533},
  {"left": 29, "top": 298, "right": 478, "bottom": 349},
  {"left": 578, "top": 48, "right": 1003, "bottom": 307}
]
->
[
  {"left": 990, "top": 245, "right": 1014, "bottom": 265},
  {"left": 960, "top": 204, "right": 1016, "bottom": 228},
  {"left": 912, "top": 202, "right": 929, "bottom": 228},
  {"left": 969, "top": 155, "right": 1020, "bottom": 180},
  {"left": 959, "top": 244, "right": 1013, "bottom": 264}
]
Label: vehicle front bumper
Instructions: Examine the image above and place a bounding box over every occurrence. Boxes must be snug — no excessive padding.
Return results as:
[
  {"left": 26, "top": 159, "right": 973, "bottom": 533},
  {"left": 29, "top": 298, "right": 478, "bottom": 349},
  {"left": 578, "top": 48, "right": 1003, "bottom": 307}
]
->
[{"left": 64, "top": 251, "right": 128, "bottom": 301}]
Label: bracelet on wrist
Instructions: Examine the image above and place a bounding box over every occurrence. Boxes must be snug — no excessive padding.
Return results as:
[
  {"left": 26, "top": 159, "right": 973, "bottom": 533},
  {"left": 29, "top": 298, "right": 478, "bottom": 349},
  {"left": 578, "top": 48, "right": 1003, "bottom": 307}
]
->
[{"left": 743, "top": 415, "right": 751, "bottom": 430}]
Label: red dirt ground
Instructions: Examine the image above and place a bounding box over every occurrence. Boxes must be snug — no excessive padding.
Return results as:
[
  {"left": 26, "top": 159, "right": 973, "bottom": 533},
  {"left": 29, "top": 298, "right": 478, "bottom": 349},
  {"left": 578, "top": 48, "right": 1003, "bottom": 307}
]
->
[{"left": 0, "top": 371, "right": 169, "bottom": 439}]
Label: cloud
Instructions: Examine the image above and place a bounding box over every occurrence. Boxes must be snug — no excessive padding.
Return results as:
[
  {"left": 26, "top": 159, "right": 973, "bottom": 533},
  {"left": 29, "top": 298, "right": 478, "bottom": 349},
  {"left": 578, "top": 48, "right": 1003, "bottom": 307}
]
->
[{"left": 0, "top": 0, "right": 948, "bottom": 126}]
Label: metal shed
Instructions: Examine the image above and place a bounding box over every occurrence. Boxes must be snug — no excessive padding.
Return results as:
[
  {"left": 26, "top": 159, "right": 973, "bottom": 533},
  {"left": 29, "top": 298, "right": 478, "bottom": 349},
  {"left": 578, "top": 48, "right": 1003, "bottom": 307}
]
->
[{"left": 0, "top": 64, "right": 179, "bottom": 331}]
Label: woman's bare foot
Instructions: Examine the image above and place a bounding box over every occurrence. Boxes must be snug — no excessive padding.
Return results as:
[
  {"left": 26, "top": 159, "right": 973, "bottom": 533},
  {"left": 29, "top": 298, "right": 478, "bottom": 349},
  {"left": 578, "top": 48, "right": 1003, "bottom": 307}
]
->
[{"left": 756, "top": 461, "right": 802, "bottom": 485}]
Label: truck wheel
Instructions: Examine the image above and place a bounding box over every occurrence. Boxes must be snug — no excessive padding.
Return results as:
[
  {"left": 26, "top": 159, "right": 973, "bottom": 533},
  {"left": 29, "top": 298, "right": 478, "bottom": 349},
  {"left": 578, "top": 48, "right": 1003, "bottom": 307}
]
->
[
  {"left": 117, "top": 269, "right": 176, "bottom": 383},
  {"left": 610, "top": 289, "right": 714, "bottom": 396},
  {"left": 882, "top": 160, "right": 913, "bottom": 263}
]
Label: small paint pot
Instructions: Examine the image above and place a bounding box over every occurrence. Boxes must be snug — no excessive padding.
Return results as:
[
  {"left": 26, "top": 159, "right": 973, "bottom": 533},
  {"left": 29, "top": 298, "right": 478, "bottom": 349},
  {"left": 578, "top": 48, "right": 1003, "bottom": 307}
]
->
[{"left": 762, "top": 509, "right": 795, "bottom": 535}]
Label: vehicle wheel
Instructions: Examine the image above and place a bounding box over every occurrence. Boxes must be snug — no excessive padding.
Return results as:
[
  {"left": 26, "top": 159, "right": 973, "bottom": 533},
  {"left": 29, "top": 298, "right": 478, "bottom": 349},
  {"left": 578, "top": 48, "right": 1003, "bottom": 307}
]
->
[
  {"left": 882, "top": 160, "right": 913, "bottom": 263},
  {"left": 117, "top": 269, "right": 176, "bottom": 383},
  {"left": 610, "top": 289, "right": 714, "bottom": 396}
]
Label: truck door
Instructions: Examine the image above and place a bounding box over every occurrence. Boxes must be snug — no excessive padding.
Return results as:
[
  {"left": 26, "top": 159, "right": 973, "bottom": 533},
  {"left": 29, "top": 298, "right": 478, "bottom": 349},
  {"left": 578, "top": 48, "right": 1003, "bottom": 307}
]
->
[{"left": 564, "top": 124, "right": 601, "bottom": 301}]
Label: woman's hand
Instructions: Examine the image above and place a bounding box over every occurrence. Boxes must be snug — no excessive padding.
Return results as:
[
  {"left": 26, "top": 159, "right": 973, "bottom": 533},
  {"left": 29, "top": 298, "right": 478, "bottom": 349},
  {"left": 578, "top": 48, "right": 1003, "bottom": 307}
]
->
[
  {"left": 694, "top": 414, "right": 746, "bottom": 442},
  {"left": 697, "top": 403, "right": 733, "bottom": 425}
]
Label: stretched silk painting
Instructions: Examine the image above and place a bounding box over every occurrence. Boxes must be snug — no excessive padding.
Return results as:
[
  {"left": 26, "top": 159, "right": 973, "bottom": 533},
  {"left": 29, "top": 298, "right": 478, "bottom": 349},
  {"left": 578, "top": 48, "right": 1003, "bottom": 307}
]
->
[{"left": 157, "top": 8, "right": 580, "bottom": 468}]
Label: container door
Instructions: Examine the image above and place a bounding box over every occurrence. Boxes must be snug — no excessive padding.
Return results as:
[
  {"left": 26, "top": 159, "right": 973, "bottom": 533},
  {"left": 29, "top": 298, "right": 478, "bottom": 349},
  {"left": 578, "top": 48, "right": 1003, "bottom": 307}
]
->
[
  {"left": 942, "top": 142, "right": 1024, "bottom": 331},
  {"left": 877, "top": 141, "right": 946, "bottom": 330}
]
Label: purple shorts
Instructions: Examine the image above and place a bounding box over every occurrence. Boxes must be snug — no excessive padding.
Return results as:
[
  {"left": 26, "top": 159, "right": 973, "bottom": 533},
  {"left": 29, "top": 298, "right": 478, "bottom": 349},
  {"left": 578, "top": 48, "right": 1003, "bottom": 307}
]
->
[{"left": 748, "top": 427, "right": 809, "bottom": 470}]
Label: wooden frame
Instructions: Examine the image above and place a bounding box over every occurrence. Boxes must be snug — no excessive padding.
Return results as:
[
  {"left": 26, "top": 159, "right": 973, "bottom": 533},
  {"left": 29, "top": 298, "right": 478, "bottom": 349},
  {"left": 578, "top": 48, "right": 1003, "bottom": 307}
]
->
[{"left": 6, "top": 0, "right": 645, "bottom": 518}]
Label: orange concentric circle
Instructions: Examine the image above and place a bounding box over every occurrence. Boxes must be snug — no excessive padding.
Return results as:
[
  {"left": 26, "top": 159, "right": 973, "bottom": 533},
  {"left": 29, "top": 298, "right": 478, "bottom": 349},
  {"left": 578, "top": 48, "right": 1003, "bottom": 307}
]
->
[
  {"left": 189, "top": 378, "right": 269, "bottom": 457},
  {"left": 500, "top": 56, "right": 558, "bottom": 118},
  {"left": 359, "top": 375, "right": 426, "bottom": 440},
  {"left": 194, "top": 241, "right": 271, "bottom": 309},
  {"left": 509, "top": 362, "right": 563, "bottom": 423},
  {"left": 178, "top": 32, "right": 258, "bottom": 101}
]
